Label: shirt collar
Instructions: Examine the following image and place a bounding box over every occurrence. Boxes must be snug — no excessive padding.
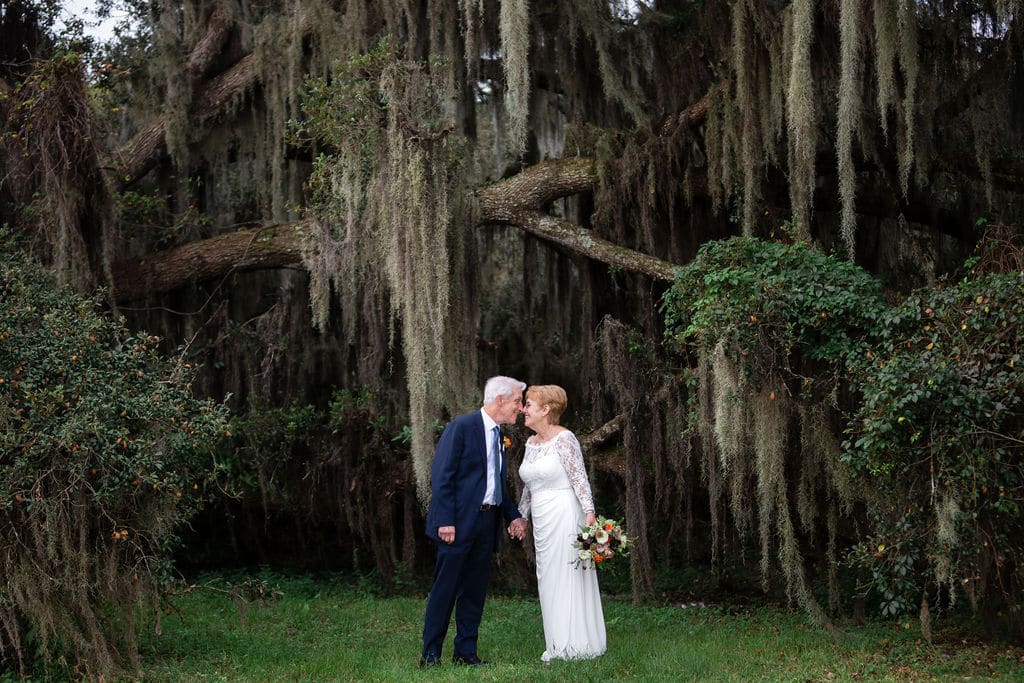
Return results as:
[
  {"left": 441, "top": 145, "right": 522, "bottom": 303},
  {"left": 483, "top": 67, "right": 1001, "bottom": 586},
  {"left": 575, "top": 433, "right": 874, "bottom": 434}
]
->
[{"left": 480, "top": 408, "right": 499, "bottom": 432}]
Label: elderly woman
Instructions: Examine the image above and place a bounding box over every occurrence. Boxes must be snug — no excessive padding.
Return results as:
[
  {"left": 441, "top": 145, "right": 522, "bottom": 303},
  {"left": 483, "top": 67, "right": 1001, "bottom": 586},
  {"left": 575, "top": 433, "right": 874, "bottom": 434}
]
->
[{"left": 518, "top": 384, "right": 606, "bottom": 661}]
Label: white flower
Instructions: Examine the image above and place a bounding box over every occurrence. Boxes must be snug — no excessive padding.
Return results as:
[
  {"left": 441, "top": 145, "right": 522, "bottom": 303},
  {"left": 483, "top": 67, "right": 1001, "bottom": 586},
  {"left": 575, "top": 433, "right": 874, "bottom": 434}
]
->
[
  {"left": 594, "top": 529, "right": 609, "bottom": 544},
  {"left": 578, "top": 549, "right": 592, "bottom": 562}
]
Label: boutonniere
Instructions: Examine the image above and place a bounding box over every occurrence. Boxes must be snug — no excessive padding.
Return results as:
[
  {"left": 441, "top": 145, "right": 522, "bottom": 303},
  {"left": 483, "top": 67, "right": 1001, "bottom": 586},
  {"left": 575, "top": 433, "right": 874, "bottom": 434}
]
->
[{"left": 502, "top": 436, "right": 512, "bottom": 450}]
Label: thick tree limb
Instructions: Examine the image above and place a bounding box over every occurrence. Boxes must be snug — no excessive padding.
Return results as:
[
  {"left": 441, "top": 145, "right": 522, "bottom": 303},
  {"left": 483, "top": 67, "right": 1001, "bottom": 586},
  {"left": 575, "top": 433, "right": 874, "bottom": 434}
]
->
[
  {"left": 655, "top": 81, "right": 726, "bottom": 136},
  {"left": 109, "top": 54, "right": 257, "bottom": 191},
  {"left": 477, "top": 157, "right": 677, "bottom": 281},
  {"left": 110, "top": 221, "right": 316, "bottom": 301},
  {"left": 111, "top": 157, "right": 679, "bottom": 301},
  {"left": 503, "top": 210, "right": 677, "bottom": 282},
  {"left": 109, "top": 121, "right": 167, "bottom": 190},
  {"left": 477, "top": 156, "right": 599, "bottom": 210},
  {"left": 185, "top": 8, "right": 233, "bottom": 85},
  {"left": 579, "top": 414, "right": 627, "bottom": 454}
]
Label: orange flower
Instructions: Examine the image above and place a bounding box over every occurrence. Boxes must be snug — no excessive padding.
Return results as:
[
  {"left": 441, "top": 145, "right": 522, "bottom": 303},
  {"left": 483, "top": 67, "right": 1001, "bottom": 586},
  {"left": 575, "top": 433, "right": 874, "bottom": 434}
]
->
[
  {"left": 603, "top": 522, "right": 613, "bottom": 531},
  {"left": 502, "top": 436, "right": 512, "bottom": 449},
  {"left": 594, "top": 554, "right": 604, "bottom": 563}
]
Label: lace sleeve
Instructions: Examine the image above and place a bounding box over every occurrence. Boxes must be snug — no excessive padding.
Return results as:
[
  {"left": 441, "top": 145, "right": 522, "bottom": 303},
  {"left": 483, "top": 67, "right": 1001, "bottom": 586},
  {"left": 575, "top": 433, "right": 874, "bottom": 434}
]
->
[
  {"left": 555, "top": 431, "right": 594, "bottom": 514},
  {"left": 518, "top": 482, "right": 532, "bottom": 520}
]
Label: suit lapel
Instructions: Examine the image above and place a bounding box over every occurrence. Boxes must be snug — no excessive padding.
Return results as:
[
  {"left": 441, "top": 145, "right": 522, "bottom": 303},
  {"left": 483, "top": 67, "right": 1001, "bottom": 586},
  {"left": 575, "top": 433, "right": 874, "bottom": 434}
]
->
[{"left": 474, "top": 411, "right": 488, "bottom": 470}]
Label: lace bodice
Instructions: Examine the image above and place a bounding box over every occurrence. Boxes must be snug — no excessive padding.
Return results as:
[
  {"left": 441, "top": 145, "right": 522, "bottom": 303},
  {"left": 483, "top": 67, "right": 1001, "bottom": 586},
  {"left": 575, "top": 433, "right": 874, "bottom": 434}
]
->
[{"left": 518, "top": 430, "right": 594, "bottom": 519}]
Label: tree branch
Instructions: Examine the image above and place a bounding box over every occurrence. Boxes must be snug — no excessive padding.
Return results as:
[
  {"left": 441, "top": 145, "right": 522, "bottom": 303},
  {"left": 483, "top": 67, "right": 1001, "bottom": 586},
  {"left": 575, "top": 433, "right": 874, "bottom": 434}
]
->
[
  {"left": 477, "top": 156, "right": 599, "bottom": 211},
  {"left": 579, "top": 414, "right": 627, "bottom": 454},
  {"left": 185, "top": 8, "right": 233, "bottom": 85},
  {"left": 503, "top": 210, "right": 677, "bottom": 282},
  {"left": 108, "top": 54, "right": 257, "bottom": 191},
  {"left": 111, "top": 156, "right": 679, "bottom": 301},
  {"left": 655, "top": 81, "right": 726, "bottom": 136},
  {"left": 109, "top": 221, "right": 316, "bottom": 301},
  {"left": 578, "top": 372, "right": 691, "bottom": 473},
  {"left": 108, "top": 78, "right": 718, "bottom": 299}
]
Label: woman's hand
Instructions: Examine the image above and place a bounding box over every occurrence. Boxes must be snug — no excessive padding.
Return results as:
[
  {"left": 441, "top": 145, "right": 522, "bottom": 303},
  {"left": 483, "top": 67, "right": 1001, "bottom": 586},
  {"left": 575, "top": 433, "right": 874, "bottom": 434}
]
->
[{"left": 585, "top": 511, "right": 597, "bottom": 527}]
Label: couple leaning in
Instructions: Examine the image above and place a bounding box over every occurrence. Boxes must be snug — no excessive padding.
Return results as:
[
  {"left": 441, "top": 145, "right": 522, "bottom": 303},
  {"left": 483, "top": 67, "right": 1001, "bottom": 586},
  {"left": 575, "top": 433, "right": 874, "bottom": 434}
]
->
[{"left": 420, "top": 376, "right": 606, "bottom": 668}]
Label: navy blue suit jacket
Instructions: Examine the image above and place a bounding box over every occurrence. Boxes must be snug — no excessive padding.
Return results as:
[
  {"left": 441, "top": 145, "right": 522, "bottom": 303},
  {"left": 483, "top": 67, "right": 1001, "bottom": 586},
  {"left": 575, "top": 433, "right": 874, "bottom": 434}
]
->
[{"left": 424, "top": 410, "right": 521, "bottom": 551}]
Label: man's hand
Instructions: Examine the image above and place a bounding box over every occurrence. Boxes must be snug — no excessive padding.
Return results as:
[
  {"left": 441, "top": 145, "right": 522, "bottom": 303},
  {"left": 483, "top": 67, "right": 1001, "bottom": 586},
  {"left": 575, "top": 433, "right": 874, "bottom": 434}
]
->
[
  {"left": 438, "top": 526, "right": 456, "bottom": 544},
  {"left": 508, "top": 517, "right": 528, "bottom": 540}
]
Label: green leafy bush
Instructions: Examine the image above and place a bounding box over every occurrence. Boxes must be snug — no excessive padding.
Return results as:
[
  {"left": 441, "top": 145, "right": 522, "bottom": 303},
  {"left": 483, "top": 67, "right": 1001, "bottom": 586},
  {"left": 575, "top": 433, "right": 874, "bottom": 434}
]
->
[
  {"left": 662, "top": 237, "right": 888, "bottom": 629},
  {"left": 844, "top": 272, "right": 1024, "bottom": 626},
  {"left": 662, "top": 235, "right": 1024, "bottom": 634},
  {"left": 0, "top": 249, "right": 227, "bottom": 678},
  {"left": 663, "top": 236, "right": 886, "bottom": 382}
]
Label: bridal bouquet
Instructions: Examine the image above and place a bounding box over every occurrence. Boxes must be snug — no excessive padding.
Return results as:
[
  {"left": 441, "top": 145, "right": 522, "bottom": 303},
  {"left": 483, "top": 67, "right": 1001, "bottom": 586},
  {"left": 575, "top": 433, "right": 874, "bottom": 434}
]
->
[{"left": 572, "top": 516, "right": 630, "bottom": 570}]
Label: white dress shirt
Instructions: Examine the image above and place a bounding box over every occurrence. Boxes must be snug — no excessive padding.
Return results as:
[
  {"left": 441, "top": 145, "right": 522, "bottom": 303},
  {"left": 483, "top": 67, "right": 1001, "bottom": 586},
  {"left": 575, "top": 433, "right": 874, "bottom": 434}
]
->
[{"left": 480, "top": 408, "right": 501, "bottom": 505}]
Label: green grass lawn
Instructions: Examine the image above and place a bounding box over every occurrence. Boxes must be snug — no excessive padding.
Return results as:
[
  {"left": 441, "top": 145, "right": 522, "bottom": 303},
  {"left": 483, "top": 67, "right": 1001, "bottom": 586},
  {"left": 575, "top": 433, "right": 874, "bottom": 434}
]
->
[{"left": 139, "top": 576, "right": 1024, "bottom": 682}]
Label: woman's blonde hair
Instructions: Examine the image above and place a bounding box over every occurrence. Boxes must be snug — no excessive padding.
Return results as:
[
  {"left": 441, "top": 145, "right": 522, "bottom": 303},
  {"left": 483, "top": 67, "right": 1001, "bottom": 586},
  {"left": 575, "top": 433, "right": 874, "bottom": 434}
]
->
[{"left": 527, "top": 385, "right": 568, "bottom": 423}]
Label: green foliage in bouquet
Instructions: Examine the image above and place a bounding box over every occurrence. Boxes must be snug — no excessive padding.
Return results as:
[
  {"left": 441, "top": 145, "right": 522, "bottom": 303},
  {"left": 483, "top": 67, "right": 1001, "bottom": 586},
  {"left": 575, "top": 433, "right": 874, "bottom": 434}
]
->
[{"left": 0, "top": 247, "right": 228, "bottom": 679}]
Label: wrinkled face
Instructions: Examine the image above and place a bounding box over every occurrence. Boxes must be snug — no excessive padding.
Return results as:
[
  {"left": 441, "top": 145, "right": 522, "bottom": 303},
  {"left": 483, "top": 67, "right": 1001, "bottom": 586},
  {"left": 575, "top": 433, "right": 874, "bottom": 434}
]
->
[
  {"left": 493, "top": 390, "right": 524, "bottom": 425},
  {"left": 522, "top": 398, "right": 550, "bottom": 432}
]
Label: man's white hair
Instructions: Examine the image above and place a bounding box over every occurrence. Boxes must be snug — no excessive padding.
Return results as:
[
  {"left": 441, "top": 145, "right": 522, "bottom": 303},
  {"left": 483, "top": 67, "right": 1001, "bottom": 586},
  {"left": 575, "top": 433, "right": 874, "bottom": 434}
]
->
[{"left": 483, "top": 376, "right": 526, "bottom": 404}]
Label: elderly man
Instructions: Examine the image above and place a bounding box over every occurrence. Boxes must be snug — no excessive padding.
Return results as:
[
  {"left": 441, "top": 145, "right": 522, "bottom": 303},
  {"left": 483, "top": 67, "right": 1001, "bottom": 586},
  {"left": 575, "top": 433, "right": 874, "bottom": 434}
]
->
[{"left": 420, "top": 376, "right": 529, "bottom": 668}]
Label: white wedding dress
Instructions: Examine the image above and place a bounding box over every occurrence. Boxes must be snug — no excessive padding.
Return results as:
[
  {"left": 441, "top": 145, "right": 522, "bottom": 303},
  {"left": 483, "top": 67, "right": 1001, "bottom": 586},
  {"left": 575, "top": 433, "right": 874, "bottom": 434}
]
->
[{"left": 518, "top": 429, "right": 606, "bottom": 661}]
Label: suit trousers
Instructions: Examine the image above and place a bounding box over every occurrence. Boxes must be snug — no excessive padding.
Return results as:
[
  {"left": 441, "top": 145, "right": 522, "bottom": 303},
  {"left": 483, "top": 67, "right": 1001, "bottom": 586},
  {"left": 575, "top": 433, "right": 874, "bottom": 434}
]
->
[{"left": 422, "top": 508, "right": 497, "bottom": 658}]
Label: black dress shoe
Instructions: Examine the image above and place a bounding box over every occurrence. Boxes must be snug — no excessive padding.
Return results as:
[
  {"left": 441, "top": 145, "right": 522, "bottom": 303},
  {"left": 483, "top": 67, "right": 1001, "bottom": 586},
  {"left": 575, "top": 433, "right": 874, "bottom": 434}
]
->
[
  {"left": 452, "top": 653, "right": 489, "bottom": 666},
  {"left": 419, "top": 653, "right": 441, "bottom": 668}
]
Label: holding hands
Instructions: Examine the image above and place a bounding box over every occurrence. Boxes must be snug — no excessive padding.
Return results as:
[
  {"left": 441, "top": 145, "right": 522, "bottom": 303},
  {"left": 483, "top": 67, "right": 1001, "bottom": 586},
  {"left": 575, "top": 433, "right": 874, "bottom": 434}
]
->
[{"left": 508, "top": 517, "right": 528, "bottom": 540}]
